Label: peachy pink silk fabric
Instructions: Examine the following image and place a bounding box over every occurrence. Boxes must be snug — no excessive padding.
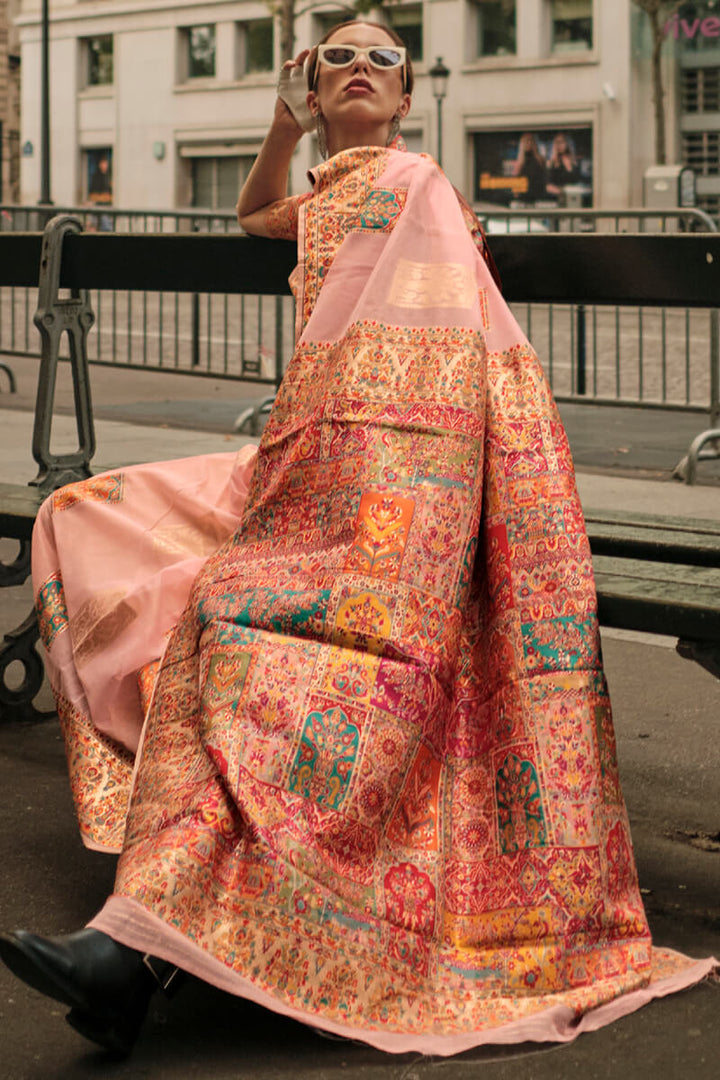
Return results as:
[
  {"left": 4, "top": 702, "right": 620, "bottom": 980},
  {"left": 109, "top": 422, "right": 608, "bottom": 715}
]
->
[{"left": 33, "top": 146, "right": 716, "bottom": 1054}]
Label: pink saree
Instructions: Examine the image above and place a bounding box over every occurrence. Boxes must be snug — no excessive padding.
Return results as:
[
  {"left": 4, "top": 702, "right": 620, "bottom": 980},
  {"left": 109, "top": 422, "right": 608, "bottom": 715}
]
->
[{"left": 34, "top": 146, "right": 715, "bottom": 1053}]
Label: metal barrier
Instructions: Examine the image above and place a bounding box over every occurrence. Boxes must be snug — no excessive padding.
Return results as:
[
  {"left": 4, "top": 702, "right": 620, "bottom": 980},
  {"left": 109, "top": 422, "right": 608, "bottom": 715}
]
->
[
  {"left": 0, "top": 204, "right": 718, "bottom": 427},
  {"left": 474, "top": 206, "right": 720, "bottom": 426},
  {"left": 0, "top": 205, "right": 294, "bottom": 395}
]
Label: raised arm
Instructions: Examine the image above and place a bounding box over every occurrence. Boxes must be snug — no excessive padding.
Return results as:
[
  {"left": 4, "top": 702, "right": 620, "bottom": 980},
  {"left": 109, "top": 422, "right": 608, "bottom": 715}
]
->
[{"left": 236, "top": 52, "right": 310, "bottom": 237}]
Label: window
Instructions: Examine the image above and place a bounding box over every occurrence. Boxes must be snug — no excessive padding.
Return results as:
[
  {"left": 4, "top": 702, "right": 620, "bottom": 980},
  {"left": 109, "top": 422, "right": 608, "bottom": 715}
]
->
[
  {"left": 190, "top": 155, "right": 255, "bottom": 209},
  {"left": 551, "top": 1, "right": 593, "bottom": 53},
  {"left": 239, "top": 19, "right": 274, "bottom": 75},
  {"left": 682, "top": 66, "right": 720, "bottom": 113},
  {"left": 85, "top": 148, "right": 114, "bottom": 204},
  {"left": 386, "top": 5, "right": 423, "bottom": 62},
  {"left": 186, "top": 25, "right": 216, "bottom": 78},
  {"left": 682, "top": 130, "right": 720, "bottom": 176},
  {"left": 476, "top": 1, "right": 516, "bottom": 58},
  {"left": 84, "top": 35, "right": 113, "bottom": 86}
]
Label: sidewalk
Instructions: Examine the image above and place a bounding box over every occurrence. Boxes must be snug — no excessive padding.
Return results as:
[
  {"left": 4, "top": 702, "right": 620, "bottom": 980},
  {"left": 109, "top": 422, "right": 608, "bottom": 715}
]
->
[{"left": 1, "top": 363, "right": 719, "bottom": 1079}]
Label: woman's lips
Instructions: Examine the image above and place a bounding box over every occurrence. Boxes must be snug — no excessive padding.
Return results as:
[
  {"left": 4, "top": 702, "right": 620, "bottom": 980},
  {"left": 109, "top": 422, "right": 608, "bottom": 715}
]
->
[{"left": 345, "top": 79, "right": 373, "bottom": 93}]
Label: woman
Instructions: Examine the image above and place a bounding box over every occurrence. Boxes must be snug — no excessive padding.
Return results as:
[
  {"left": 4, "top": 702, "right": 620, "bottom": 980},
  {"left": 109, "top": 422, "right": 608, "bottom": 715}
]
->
[
  {"left": 512, "top": 132, "right": 547, "bottom": 203},
  {"left": 546, "top": 133, "right": 581, "bottom": 199},
  {"left": 1, "top": 19, "right": 715, "bottom": 1060}
]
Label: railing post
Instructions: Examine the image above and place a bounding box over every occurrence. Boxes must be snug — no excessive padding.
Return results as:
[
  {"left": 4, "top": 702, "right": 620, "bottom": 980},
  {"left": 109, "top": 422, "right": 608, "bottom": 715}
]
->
[
  {"left": 576, "top": 304, "right": 587, "bottom": 396},
  {"left": 711, "top": 309, "right": 719, "bottom": 428},
  {"left": 191, "top": 220, "right": 201, "bottom": 367},
  {"left": 191, "top": 292, "right": 200, "bottom": 367}
]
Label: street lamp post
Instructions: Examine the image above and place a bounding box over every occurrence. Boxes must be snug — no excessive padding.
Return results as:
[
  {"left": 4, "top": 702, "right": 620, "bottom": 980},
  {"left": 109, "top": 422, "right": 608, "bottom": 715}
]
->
[
  {"left": 40, "top": 0, "right": 52, "bottom": 204},
  {"left": 429, "top": 56, "right": 450, "bottom": 169}
]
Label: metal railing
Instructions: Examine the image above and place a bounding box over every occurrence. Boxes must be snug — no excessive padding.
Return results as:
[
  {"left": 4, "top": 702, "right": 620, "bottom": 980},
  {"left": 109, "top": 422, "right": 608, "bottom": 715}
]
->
[
  {"left": 0, "top": 205, "right": 293, "bottom": 391},
  {"left": 1, "top": 204, "right": 718, "bottom": 425},
  {"left": 474, "top": 206, "right": 720, "bottom": 425}
]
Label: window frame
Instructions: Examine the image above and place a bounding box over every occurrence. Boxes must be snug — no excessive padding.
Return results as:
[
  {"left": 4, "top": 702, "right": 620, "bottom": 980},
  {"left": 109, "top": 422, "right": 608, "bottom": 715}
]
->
[
  {"left": 82, "top": 34, "right": 114, "bottom": 89},
  {"left": 549, "top": 0, "right": 594, "bottom": 55},
  {"left": 473, "top": 0, "right": 517, "bottom": 60},
  {"left": 237, "top": 17, "right": 275, "bottom": 77},
  {"left": 181, "top": 24, "right": 217, "bottom": 81}
]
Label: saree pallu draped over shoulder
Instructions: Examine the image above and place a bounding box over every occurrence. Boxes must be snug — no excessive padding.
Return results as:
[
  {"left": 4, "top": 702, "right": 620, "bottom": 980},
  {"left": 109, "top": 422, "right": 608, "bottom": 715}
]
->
[{"left": 36, "top": 146, "right": 716, "bottom": 1054}]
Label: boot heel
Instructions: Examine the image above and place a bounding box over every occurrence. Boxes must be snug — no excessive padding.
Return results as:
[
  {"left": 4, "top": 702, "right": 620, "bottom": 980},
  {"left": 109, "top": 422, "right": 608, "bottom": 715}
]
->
[{"left": 66, "top": 1005, "right": 143, "bottom": 1057}]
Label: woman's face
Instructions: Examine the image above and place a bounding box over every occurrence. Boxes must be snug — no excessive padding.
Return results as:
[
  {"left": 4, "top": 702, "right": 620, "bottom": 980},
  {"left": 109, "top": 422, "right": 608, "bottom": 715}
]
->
[{"left": 307, "top": 24, "right": 411, "bottom": 150}]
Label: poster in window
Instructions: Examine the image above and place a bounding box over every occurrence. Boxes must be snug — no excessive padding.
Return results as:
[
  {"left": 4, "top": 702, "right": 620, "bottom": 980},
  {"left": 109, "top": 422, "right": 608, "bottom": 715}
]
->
[
  {"left": 473, "top": 126, "right": 593, "bottom": 209},
  {"left": 87, "top": 148, "right": 113, "bottom": 206}
]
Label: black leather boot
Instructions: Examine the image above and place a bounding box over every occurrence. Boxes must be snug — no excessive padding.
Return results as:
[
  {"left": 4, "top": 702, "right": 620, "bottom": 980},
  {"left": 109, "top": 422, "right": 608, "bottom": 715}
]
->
[{"left": 0, "top": 928, "right": 179, "bottom": 1056}]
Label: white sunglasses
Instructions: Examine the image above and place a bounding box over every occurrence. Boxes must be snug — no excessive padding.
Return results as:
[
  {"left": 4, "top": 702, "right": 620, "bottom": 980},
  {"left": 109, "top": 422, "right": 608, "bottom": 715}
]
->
[{"left": 317, "top": 44, "right": 407, "bottom": 72}]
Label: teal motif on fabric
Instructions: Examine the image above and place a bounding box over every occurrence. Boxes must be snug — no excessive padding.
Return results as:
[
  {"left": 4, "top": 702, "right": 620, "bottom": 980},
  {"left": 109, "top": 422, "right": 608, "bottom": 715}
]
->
[
  {"left": 36, "top": 575, "right": 68, "bottom": 649},
  {"left": 521, "top": 616, "right": 596, "bottom": 673},
  {"left": 353, "top": 188, "right": 406, "bottom": 232},
  {"left": 199, "top": 588, "right": 330, "bottom": 640},
  {"left": 496, "top": 752, "right": 548, "bottom": 852},
  {"left": 289, "top": 705, "right": 360, "bottom": 809}
]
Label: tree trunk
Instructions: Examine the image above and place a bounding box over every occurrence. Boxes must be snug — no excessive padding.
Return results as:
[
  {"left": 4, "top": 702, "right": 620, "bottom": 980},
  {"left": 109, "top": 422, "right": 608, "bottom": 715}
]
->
[
  {"left": 650, "top": 11, "right": 667, "bottom": 165},
  {"left": 278, "top": 0, "right": 296, "bottom": 63}
]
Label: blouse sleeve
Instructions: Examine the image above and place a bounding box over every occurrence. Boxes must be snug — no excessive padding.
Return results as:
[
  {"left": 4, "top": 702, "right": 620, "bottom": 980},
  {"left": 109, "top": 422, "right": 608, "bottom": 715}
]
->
[
  {"left": 453, "top": 187, "right": 502, "bottom": 293},
  {"left": 266, "top": 193, "right": 313, "bottom": 241}
]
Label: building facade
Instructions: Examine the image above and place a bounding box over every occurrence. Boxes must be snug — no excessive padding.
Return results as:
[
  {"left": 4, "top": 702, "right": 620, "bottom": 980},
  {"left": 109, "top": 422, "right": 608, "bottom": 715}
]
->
[
  {"left": 1, "top": 0, "right": 21, "bottom": 203},
  {"left": 10, "top": 1, "right": 719, "bottom": 218}
]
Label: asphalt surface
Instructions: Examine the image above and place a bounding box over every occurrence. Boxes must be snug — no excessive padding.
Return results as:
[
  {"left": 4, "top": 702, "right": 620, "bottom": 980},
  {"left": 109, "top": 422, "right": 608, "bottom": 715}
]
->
[{"left": 0, "top": 357, "right": 718, "bottom": 1078}]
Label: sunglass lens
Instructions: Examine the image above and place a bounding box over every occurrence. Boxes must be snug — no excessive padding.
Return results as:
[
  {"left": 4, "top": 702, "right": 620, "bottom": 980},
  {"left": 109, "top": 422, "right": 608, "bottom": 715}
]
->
[
  {"left": 323, "top": 47, "right": 355, "bottom": 66},
  {"left": 369, "top": 48, "right": 402, "bottom": 68}
]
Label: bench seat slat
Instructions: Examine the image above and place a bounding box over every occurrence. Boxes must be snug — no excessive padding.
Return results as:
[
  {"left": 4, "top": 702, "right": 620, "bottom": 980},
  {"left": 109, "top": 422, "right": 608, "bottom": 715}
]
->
[
  {"left": 592, "top": 553, "right": 720, "bottom": 640},
  {"left": 585, "top": 510, "right": 720, "bottom": 567},
  {"left": 0, "top": 484, "right": 45, "bottom": 541}
]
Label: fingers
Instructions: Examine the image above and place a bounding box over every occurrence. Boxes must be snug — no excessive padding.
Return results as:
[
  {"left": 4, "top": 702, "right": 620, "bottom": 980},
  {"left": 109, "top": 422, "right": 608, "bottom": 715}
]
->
[{"left": 282, "top": 48, "right": 310, "bottom": 71}]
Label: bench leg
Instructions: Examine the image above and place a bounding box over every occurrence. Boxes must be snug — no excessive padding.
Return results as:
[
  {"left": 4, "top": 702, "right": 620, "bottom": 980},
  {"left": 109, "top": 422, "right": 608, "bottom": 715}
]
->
[
  {"left": 676, "top": 639, "right": 720, "bottom": 681},
  {"left": 0, "top": 609, "right": 51, "bottom": 721},
  {"left": 0, "top": 362, "right": 16, "bottom": 393},
  {"left": 0, "top": 540, "right": 55, "bottom": 722}
]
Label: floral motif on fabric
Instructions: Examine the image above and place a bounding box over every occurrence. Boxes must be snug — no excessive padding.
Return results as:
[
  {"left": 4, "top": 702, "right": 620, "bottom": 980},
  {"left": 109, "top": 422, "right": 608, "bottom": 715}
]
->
[
  {"left": 57, "top": 691, "right": 134, "bottom": 851},
  {"left": 288, "top": 701, "right": 361, "bottom": 810},
  {"left": 333, "top": 589, "right": 393, "bottom": 656},
  {"left": 384, "top": 861, "right": 437, "bottom": 935},
  {"left": 496, "top": 750, "right": 548, "bottom": 852},
  {"left": 137, "top": 659, "right": 161, "bottom": 717},
  {"left": 350, "top": 187, "right": 407, "bottom": 232},
  {"left": 51, "top": 472, "right": 124, "bottom": 513},
  {"left": 36, "top": 573, "right": 68, "bottom": 649},
  {"left": 266, "top": 192, "right": 312, "bottom": 241},
  {"left": 386, "top": 742, "right": 441, "bottom": 852},
  {"left": 345, "top": 491, "right": 415, "bottom": 581}
]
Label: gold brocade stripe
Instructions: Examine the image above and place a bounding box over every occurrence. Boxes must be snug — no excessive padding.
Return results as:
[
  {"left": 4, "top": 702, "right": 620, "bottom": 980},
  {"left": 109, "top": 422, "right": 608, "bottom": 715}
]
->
[
  {"left": 57, "top": 692, "right": 134, "bottom": 850},
  {"left": 52, "top": 473, "right": 125, "bottom": 513}
]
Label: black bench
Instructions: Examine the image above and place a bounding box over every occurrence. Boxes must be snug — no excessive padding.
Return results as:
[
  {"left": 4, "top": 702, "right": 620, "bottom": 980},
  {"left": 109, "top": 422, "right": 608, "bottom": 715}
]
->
[{"left": 1, "top": 216, "right": 720, "bottom": 719}]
